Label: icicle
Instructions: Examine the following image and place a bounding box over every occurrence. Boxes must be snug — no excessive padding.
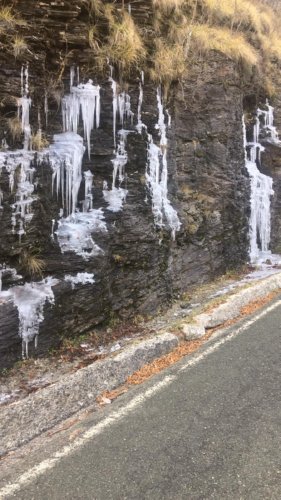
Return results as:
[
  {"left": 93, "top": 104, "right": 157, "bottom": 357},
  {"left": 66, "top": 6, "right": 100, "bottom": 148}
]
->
[
  {"left": 24, "top": 64, "right": 29, "bottom": 95},
  {"left": 0, "top": 277, "right": 58, "bottom": 358},
  {"left": 0, "top": 189, "right": 3, "bottom": 209},
  {"left": 83, "top": 170, "right": 93, "bottom": 212},
  {"left": 51, "top": 219, "right": 55, "bottom": 239},
  {"left": 128, "top": 3, "right": 131, "bottom": 14},
  {"left": 62, "top": 70, "right": 100, "bottom": 158},
  {"left": 258, "top": 100, "right": 280, "bottom": 143},
  {"left": 44, "top": 92, "right": 48, "bottom": 127},
  {"left": 146, "top": 88, "right": 181, "bottom": 239},
  {"left": 136, "top": 73, "right": 146, "bottom": 134},
  {"left": 48, "top": 132, "right": 85, "bottom": 216},
  {"left": 118, "top": 92, "right": 134, "bottom": 126},
  {"left": 20, "top": 66, "right": 24, "bottom": 96},
  {"left": 243, "top": 114, "right": 274, "bottom": 263},
  {"left": 70, "top": 66, "right": 75, "bottom": 88},
  {"left": 109, "top": 77, "right": 118, "bottom": 146},
  {"left": 0, "top": 271, "right": 2, "bottom": 293},
  {"left": 103, "top": 130, "right": 128, "bottom": 212}
]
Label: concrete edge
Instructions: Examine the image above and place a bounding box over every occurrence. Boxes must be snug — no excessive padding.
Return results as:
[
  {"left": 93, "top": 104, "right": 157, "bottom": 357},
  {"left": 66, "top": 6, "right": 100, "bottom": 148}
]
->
[
  {"left": 0, "top": 332, "right": 178, "bottom": 455},
  {"left": 182, "top": 272, "right": 281, "bottom": 339}
]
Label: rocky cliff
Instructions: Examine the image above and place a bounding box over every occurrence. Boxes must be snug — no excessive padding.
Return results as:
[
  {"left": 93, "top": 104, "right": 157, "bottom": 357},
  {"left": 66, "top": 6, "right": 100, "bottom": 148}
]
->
[{"left": 0, "top": 0, "right": 280, "bottom": 368}]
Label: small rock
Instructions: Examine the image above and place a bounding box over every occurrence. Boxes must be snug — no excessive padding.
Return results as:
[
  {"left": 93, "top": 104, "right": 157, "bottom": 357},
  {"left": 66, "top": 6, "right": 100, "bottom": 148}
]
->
[
  {"left": 110, "top": 343, "right": 121, "bottom": 352},
  {"left": 180, "top": 303, "right": 191, "bottom": 309},
  {"left": 182, "top": 322, "right": 205, "bottom": 340}
]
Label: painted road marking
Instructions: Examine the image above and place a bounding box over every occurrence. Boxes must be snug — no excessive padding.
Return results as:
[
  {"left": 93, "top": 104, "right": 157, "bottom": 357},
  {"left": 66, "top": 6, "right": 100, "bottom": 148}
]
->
[{"left": 1, "top": 298, "right": 281, "bottom": 499}]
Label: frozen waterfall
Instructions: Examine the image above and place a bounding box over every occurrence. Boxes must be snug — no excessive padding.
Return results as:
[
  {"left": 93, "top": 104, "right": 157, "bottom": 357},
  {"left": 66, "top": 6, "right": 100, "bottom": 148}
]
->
[{"left": 243, "top": 105, "right": 275, "bottom": 263}]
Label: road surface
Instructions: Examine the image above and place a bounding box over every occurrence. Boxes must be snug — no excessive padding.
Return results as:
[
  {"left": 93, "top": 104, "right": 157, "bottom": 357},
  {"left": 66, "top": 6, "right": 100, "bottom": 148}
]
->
[{"left": 1, "top": 298, "right": 281, "bottom": 499}]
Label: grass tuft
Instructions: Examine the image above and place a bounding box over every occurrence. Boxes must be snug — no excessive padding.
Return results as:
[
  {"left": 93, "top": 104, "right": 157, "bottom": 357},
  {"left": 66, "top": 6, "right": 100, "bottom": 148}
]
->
[
  {"left": 191, "top": 24, "right": 259, "bottom": 67},
  {"left": 12, "top": 36, "right": 28, "bottom": 58}
]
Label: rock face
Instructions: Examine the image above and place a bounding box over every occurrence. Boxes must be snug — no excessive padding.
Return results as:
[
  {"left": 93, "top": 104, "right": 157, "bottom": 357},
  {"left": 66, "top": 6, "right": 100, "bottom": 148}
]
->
[{"left": 0, "top": 2, "right": 269, "bottom": 368}]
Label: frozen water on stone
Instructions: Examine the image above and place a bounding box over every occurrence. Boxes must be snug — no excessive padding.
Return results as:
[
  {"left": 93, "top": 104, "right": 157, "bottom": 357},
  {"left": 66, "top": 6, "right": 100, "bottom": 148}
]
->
[
  {"left": 258, "top": 100, "right": 280, "bottom": 144},
  {"left": 243, "top": 112, "right": 274, "bottom": 263},
  {"left": 103, "top": 129, "right": 129, "bottom": 212},
  {"left": 118, "top": 92, "right": 134, "bottom": 126},
  {"left": 51, "top": 219, "right": 55, "bottom": 239},
  {"left": 0, "top": 277, "right": 58, "bottom": 357},
  {"left": 44, "top": 92, "right": 48, "bottom": 127},
  {"left": 18, "top": 65, "right": 32, "bottom": 150},
  {"left": 83, "top": 170, "right": 94, "bottom": 212},
  {"left": 55, "top": 208, "right": 106, "bottom": 260},
  {"left": 103, "top": 188, "right": 127, "bottom": 212},
  {"left": 62, "top": 72, "right": 100, "bottom": 158},
  {"left": 136, "top": 76, "right": 146, "bottom": 134},
  {"left": 48, "top": 132, "right": 85, "bottom": 216},
  {"left": 146, "top": 88, "right": 181, "bottom": 238},
  {"left": 109, "top": 76, "right": 118, "bottom": 146},
  {"left": 47, "top": 132, "right": 107, "bottom": 258},
  {"left": 0, "top": 150, "right": 37, "bottom": 234},
  {"left": 65, "top": 272, "right": 95, "bottom": 289}
]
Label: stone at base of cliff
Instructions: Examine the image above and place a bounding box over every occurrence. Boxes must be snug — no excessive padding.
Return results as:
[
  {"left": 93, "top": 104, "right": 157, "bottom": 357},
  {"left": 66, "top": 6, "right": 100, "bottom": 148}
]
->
[{"left": 182, "top": 322, "right": 206, "bottom": 340}]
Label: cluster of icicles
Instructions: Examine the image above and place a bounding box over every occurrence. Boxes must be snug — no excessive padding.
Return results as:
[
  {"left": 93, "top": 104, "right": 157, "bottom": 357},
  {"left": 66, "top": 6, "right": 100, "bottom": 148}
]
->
[
  {"left": 243, "top": 100, "right": 280, "bottom": 263},
  {"left": 0, "top": 64, "right": 181, "bottom": 356}
]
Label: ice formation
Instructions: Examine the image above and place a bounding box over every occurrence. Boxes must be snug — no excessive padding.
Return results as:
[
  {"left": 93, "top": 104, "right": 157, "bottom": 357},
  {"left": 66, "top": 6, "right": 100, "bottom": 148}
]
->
[
  {"left": 48, "top": 132, "right": 86, "bottom": 215},
  {"left": 118, "top": 92, "right": 134, "bottom": 126},
  {"left": 243, "top": 112, "right": 274, "bottom": 263},
  {"left": 103, "top": 129, "right": 128, "bottom": 212},
  {"left": 136, "top": 72, "right": 146, "bottom": 133},
  {"left": 257, "top": 100, "right": 280, "bottom": 144},
  {"left": 56, "top": 209, "right": 106, "bottom": 260},
  {"left": 146, "top": 88, "right": 181, "bottom": 239},
  {"left": 65, "top": 272, "right": 95, "bottom": 289},
  {"left": 0, "top": 277, "right": 58, "bottom": 357},
  {"left": 47, "top": 132, "right": 107, "bottom": 258},
  {"left": 0, "top": 66, "right": 38, "bottom": 238},
  {"left": 62, "top": 71, "right": 100, "bottom": 158},
  {"left": 109, "top": 73, "right": 118, "bottom": 146},
  {"left": 18, "top": 65, "right": 32, "bottom": 150}
]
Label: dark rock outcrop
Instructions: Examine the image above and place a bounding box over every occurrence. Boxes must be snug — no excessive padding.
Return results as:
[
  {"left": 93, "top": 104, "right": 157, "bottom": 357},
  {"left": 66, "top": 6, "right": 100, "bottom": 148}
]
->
[{"left": 0, "top": 2, "right": 260, "bottom": 368}]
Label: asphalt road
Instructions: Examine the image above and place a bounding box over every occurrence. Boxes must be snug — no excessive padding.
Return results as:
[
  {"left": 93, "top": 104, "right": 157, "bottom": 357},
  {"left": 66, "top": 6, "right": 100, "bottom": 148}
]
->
[{"left": 2, "top": 299, "right": 281, "bottom": 499}]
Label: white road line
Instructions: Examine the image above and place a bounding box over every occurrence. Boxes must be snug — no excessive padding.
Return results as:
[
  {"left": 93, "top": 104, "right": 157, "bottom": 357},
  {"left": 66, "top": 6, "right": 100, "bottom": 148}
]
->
[
  {"left": 0, "top": 375, "right": 176, "bottom": 499},
  {"left": 1, "top": 297, "right": 281, "bottom": 498},
  {"left": 179, "top": 298, "right": 281, "bottom": 372}
]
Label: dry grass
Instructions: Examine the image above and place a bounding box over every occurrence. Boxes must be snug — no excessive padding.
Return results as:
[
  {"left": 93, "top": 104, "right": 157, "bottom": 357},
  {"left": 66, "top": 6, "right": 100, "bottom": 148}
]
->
[
  {"left": 103, "top": 11, "right": 145, "bottom": 71},
  {"left": 153, "top": 0, "right": 187, "bottom": 12},
  {"left": 0, "top": 6, "right": 26, "bottom": 28},
  {"left": 79, "top": 0, "right": 281, "bottom": 85},
  {"left": 12, "top": 35, "right": 28, "bottom": 58},
  {"left": 31, "top": 131, "right": 49, "bottom": 151},
  {"left": 202, "top": 0, "right": 272, "bottom": 34},
  {"left": 191, "top": 24, "right": 259, "bottom": 67},
  {"left": 150, "top": 38, "right": 187, "bottom": 83},
  {"left": 19, "top": 250, "right": 46, "bottom": 277},
  {"left": 86, "top": 0, "right": 104, "bottom": 16},
  {"left": 7, "top": 116, "right": 22, "bottom": 142}
]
